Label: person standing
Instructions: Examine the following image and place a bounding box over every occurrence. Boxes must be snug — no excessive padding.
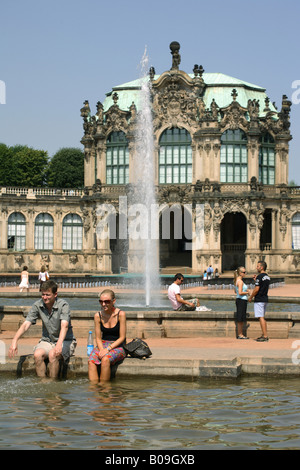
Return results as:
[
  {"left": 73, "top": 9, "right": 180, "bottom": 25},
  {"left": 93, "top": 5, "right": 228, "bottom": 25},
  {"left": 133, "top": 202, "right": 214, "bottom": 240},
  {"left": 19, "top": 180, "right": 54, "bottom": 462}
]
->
[
  {"left": 38, "top": 265, "right": 49, "bottom": 291},
  {"left": 19, "top": 266, "right": 30, "bottom": 292},
  {"left": 168, "top": 273, "right": 200, "bottom": 311},
  {"left": 9, "top": 280, "right": 76, "bottom": 378},
  {"left": 207, "top": 265, "right": 214, "bottom": 280},
  {"left": 233, "top": 267, "right": 250, "bottom": 339},
  {"left": 248, "top": 261, "right": 270, "bottom": 342}
]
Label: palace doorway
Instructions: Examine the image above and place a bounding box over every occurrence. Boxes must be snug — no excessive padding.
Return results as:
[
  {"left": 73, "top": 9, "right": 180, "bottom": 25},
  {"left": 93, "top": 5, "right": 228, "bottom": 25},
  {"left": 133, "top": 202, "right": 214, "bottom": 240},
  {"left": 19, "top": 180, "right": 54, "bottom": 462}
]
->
[
  {"left": 159, "top": 205, "right": 192, "bottom": 270},
  {"left": 221, "top": 212, "right": 247, "bottom": 271}
]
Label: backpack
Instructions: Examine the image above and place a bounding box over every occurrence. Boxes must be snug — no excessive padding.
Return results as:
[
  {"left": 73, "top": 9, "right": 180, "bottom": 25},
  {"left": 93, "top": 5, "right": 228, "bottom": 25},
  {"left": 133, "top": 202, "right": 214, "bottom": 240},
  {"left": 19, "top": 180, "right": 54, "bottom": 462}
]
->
[{"left": 123, "top": 338, "right": 152, "bottom": 359}]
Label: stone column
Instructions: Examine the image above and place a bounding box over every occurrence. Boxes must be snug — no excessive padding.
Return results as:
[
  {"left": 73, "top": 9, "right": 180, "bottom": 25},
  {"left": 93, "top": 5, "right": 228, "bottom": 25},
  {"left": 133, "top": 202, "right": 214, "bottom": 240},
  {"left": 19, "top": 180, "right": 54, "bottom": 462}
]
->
[
  {"left": 248, "top": 136, "right": 260, "bottom": 180},
  {"left": 53, "top": 209, "right": 62, "bottom": 251},
  {"left": 26, "top": 209, "right": 35, "bottom": 251},
  {"left": 83, "top": 139, "right": 95, "bottom": 188},
  {"left": 275, "top": 144, "right": 289, "bottom": 185},
  {"left": 96, "top": 140, "right": 106, "bottom": 183},
  {"left": 0, "top": 209, "right": 8, "bottom": 249}
]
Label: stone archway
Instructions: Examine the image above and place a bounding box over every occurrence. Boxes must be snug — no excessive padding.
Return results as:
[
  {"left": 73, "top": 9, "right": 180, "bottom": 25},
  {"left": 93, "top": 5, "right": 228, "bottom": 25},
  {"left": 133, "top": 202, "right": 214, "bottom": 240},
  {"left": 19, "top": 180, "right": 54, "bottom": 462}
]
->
[
  {"left": 221, "top": 212, "right": 247, "bottom": 271},
  {"left": 110, "top": 213, "right": 129, "bottom": 274},
  {"left": 159, "top": 204, "right": 192, "bottom": 270}
]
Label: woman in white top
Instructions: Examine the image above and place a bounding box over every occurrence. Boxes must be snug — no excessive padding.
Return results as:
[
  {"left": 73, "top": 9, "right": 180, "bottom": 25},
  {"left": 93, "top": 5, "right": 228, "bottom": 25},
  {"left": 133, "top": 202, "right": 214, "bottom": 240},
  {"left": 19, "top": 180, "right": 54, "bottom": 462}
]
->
[
  {"left": 38, "top": 265, "right": 49, "bottom": 290},
  {"left": 19, "top": 266, "right": 30, "bottom": 292}
]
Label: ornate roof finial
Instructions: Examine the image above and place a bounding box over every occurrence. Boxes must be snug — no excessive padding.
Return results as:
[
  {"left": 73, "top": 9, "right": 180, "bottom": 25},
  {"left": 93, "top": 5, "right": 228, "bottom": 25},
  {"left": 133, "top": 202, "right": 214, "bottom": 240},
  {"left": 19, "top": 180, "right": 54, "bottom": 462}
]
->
[
  {"left": 149, "top": 66, "right": 155, "bottom": 80},
  {"left": 80, "top": 100, "right": 90, "bottom": 119},
  {"left": 198, "top": 65, "right": 204, "bottom": 78},
  {"left": 231, "top": 89, "right": 238, "bottom": 101},
  {"left": 112, "top": 92, "right": 119, "bottom": 105},
  {"left": 193, "top": 64, "right": 205, "bottom": 78},
  {"left": 264, "top": 97, "right": 270, "bottom": 112},
  {"left": 170, "top": 41, "right": 181, "bottom": 70}
]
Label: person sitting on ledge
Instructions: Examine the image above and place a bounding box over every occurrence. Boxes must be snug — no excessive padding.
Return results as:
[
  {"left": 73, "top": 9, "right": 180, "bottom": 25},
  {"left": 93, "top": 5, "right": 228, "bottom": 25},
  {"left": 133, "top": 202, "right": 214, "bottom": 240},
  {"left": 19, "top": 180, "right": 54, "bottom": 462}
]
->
[
  {"left": 88, "top": 289, "right": 126, "bottom": 383},
  {"left": 168, "top": 273, "right": 200, "bottom": 311},
  {"left": 8, "top": 280, "right": 77, "bottom": 378}
]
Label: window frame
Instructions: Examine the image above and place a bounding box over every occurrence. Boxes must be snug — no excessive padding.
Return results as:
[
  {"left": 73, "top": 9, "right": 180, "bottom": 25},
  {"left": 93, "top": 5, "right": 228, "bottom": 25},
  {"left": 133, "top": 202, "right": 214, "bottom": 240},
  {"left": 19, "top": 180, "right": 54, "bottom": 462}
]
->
[
  {"left": 7, "top": 212, "right": 26, "bottom": 251},
  {"left": 220, "top": 129, "right": 248, "bottom": 183},
  {"left": 259, "top": 133, "right": 276, "bottom": 185},
  {"left": 34, "top": 213, "right": 54, "bottom": 251},
  {"left": 292, "top": 212, "right": 300, "bottom": 250},
  {"left": 106, "top": 131, "right": 129, "bottom": 185},
  {"left": 62, "top": 213, "right": 83, "bottom": 251},
  {"left": 159, "top": 128, "right": 192, "bottom": 184}
]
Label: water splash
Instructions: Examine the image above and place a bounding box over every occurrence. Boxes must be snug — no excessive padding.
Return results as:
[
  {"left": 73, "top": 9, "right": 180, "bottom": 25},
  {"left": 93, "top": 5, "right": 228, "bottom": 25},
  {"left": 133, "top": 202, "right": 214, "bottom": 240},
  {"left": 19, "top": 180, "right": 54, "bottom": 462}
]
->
[{"left": 133, "top": 47, "right": 160, "bottom": 307}]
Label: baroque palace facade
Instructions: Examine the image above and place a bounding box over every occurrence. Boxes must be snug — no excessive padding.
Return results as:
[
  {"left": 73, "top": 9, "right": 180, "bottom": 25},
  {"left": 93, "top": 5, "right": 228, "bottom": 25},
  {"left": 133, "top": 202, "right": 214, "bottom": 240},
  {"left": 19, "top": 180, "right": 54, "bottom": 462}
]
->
[{"left": 1, "top": 42, "right": 300, "bottom": 275}]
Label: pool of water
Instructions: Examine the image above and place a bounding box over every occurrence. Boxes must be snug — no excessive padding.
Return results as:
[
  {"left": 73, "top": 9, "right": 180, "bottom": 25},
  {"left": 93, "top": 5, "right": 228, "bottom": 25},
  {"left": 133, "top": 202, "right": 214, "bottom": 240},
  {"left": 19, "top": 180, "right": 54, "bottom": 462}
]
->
[
  {"left": 1, "top": 296, "right": 299, "bottom": 313},
  {"left": 0, "top": 375, "right": 300, "bottom": 450}
]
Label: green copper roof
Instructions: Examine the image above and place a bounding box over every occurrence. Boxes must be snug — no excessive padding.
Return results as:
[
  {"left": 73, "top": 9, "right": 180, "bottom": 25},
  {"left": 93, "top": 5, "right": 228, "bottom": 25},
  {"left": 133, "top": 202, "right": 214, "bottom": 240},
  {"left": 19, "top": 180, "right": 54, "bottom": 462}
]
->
[{"left": 102, "top": 72, "right": 277, "bottom": 116}]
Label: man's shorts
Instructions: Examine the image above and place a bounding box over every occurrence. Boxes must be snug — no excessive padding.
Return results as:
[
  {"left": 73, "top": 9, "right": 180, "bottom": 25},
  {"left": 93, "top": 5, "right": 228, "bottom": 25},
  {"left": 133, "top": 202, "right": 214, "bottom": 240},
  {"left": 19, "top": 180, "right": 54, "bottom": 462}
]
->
[
  {"left": 254, "top": 302, "right": 267, "bottom": 318},
  {"left": 178, "top": 298, "right": 198, "bottom": 311},
  {"left": 34, "top": 339, "right": 77, "bottom": 362}
]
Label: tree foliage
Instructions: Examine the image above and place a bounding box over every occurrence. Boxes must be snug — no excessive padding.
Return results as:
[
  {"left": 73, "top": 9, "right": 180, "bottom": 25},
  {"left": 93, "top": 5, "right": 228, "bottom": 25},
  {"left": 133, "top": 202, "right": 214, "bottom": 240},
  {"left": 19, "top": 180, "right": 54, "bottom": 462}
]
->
[
  {"left": 0, "top": 144, "right": 48, "bottom": 187},
  {"left": 0, "top": 144, "right": 84, "bottom": 188},
  {"left": 46, "top": 147, "right": 84, "bottom": 188}
]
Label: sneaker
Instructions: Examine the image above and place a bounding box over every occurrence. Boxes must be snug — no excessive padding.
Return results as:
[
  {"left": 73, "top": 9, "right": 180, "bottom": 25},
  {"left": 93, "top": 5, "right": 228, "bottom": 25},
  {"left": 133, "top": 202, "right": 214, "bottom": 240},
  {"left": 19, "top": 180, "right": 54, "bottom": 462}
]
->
[{"left": 256, "top": 336, "right": 269, "bottom": 342}]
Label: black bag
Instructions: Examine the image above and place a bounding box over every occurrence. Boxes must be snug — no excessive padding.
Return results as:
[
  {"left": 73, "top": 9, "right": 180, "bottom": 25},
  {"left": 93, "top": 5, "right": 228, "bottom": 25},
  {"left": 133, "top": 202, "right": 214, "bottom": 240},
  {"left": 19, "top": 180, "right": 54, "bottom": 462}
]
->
[{"left": 123, "top": 338, "right": 152, "bottom": 359}]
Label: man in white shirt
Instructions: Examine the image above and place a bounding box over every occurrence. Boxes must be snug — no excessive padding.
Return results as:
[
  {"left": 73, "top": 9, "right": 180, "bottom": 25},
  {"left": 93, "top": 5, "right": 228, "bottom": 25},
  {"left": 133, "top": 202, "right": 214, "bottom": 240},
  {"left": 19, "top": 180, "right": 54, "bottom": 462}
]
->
[{"left": 168, "top": 273, "right": 200, "bottom": 311}]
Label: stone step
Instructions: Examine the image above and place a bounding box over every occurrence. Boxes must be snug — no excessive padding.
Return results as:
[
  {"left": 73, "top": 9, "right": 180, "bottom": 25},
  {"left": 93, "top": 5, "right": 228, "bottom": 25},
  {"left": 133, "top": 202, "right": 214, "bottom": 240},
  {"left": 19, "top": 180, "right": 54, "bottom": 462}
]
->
[{"left": 3, "top": 354, "right": 299, "bottom": 379}]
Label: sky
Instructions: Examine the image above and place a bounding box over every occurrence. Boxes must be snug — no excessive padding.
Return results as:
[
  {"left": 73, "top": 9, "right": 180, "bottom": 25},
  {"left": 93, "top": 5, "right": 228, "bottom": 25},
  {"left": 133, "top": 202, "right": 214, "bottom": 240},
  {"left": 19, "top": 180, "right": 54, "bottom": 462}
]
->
[{"left": 1, "top": 0, "right": 299, "bottom": 183}]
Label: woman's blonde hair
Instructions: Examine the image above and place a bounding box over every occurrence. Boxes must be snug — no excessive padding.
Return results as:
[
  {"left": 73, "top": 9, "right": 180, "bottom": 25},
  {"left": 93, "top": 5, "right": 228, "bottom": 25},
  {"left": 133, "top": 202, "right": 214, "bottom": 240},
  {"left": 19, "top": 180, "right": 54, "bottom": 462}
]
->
[
  {"left": 99, "top": 289, "right": 116, "bottom": 300},
  {"left": 233, "top": 267, "right": 245, "bottom": 286}
]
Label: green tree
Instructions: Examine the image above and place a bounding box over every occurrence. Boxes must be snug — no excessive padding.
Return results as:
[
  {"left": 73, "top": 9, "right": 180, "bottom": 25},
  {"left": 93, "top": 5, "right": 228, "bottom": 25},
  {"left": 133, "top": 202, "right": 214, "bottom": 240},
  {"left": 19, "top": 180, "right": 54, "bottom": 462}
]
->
[
  {"left": 0, "top": 143, "right": 16, "bottom": 185},
  {"left": 0, "top": 144, "right": 48, "bottom": 187},
  {"left": 47, "top": 147, "right": 84, "bottom": 188}
]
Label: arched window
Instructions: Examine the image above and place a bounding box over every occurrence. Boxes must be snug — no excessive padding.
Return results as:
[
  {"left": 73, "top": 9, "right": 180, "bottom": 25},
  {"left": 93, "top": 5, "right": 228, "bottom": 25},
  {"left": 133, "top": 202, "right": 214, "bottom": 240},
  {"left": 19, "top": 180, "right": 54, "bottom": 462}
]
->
[
  {"left": 62, "top": 214, "right": 83, "bottom": 250},
  {"left": 259, "top": 133, "right": 275, "bottom": 184},
  {"left": 8, "top": 212, "right": 26, "bottom": 251},
  {"left": 220, "top": 129, "right": 248, "bottom": 183},
  {"left": 106, "top": 131, "right": 129, "bottom": 184},
  {"left": 35, "top": 213, "right": 54, "bottom": 250},
  {"left": 292, "top": 213, "right": 300, "bottom": 250},
  {"left": 159, "top": 128, "right": 192, "bottom": 184}
]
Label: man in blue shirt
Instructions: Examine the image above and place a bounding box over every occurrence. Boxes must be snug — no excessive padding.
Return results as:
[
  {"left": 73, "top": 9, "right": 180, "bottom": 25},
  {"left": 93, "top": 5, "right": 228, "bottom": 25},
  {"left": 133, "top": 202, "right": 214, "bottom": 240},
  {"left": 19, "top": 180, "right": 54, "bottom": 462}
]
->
[
  {"left": 9, "top": 280, "right": 76, "bottom": 377},
  {"left": 207, "top": 265, "right": 214, "bottom": 280}
]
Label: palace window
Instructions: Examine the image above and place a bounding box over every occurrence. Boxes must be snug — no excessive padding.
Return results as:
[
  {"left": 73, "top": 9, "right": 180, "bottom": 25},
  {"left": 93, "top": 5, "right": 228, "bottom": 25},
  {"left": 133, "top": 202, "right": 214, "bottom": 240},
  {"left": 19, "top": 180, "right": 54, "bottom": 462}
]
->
[
  {"left": 8, "top": 212, "right": 26, "bottom": 251},
  {"left": 159, "top": 128, "right": 192, "bottom": 184},
  {"left": 259, "top": 133, "right": 275, "bottom": 185},
  {"left": 106, "top": 131, "right": 129, "bottom": 185},
  {"left": 220, "top": 129, "right": 248, "bottom": 183},
  {"left": 292, "top": 213, "right": 300, "bottom": 250},
  {"left": 62, "top": 214, "right": 83, "bottom": 251},
  {"left": 35, "top": 213, "right": 54, "bottom": 250}
]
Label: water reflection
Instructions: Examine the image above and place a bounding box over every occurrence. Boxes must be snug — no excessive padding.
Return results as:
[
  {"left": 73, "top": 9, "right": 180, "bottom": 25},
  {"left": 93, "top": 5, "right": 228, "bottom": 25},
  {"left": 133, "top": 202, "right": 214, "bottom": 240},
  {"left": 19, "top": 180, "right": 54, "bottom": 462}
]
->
[
  {"left": 1, "top": 296, "right": 299, "bottom": 313},
  {"left": 1, "top": 375, "right": 300, "bottom": 449}
]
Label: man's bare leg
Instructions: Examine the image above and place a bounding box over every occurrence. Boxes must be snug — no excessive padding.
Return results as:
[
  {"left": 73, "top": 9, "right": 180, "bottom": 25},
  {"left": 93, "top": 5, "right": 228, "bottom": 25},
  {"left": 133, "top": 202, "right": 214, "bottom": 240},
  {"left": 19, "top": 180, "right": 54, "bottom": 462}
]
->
[
  {"left": 48, "top": 349, "right": 61, "bottom": 378},
  {"left": 259, "top": 317, "right": 268, "bottom": 337},
  {"left": 33, "top": 349, "right": 47, "bottom": 377}
]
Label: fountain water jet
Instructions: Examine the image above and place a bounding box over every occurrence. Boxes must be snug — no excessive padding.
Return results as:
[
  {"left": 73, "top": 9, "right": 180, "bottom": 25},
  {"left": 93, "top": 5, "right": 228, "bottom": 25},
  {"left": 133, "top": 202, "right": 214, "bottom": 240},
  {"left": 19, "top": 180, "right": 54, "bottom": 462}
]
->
[{"left": 132, "top": 47, "right": 161, "bottom": 307}]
